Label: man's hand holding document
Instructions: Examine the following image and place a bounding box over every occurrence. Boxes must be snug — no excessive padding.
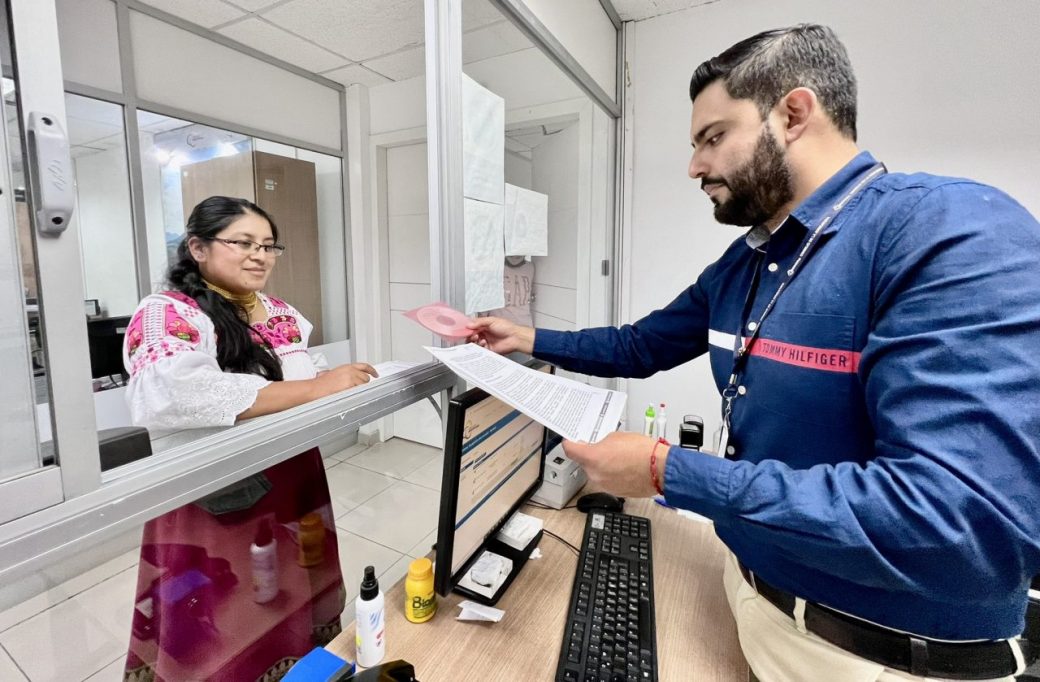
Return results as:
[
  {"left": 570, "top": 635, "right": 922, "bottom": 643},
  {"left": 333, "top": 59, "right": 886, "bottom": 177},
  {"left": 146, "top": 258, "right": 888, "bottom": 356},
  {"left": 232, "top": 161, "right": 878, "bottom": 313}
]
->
[{"left": 425, "top": 343, "right": 625, "bottom": 443}]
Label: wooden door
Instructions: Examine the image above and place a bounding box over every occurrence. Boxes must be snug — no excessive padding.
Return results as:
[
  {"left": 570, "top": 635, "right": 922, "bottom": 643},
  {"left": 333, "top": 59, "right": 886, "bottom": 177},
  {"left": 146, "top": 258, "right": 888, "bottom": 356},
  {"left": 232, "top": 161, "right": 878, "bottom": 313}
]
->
[
  {"left": 252, "top": 151, "right": 323, "bottom": 344},
  {"left": 179, "top": 153, "right": 256, "bottom": 217}
]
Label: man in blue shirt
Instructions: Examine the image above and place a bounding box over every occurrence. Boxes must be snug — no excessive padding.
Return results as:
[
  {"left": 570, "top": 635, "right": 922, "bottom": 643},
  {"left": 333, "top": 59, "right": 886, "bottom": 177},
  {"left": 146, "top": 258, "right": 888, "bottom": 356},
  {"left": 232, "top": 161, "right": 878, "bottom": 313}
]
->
[{"left": 469, "top": 24, "right": 1040, "bottom": 682}]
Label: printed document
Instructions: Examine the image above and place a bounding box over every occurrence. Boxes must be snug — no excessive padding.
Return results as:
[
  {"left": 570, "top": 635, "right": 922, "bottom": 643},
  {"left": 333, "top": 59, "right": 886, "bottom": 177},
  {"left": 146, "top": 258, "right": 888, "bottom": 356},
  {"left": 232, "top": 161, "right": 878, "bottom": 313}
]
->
[{"left": 425, "top": 343, "right": 625, "bottom": 443}]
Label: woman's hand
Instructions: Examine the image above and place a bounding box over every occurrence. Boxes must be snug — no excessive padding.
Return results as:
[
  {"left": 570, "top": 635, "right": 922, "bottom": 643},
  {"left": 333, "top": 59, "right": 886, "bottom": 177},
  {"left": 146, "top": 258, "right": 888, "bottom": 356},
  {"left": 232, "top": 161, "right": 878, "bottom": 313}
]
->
[
  {"left": 239, "top": 363, "right": 379, "bottom": 421},
  {"left": 315, "top": 363, "right": 378, "bottom": 396},
  {"left": 467, "top": 317, "right": 536, "bottom": 355}
]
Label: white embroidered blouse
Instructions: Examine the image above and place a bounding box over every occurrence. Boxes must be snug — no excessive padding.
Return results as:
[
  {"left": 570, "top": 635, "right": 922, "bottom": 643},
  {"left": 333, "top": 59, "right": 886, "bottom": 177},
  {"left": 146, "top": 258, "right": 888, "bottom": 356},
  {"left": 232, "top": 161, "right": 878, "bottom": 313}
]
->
[{"left": 123, "top": 291, "right": 324, "bottom": 430}]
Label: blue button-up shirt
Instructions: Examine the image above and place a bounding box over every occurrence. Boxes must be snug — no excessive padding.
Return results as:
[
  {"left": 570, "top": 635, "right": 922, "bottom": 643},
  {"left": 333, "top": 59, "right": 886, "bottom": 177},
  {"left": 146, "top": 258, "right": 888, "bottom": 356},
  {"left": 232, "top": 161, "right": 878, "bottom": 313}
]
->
[{"left": 534, "top": 152, "right": 1040, "bottom": 640}]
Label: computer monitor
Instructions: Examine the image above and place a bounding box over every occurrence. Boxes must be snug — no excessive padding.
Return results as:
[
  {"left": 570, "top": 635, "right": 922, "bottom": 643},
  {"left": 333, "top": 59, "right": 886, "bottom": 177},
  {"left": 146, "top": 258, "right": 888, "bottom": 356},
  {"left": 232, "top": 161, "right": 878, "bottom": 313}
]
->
[
  {"left": 87, "top": 315, "right": 131, "bottom": 380},
  {"left": 434, "top": 361, "right": 552, "bottom": 602}
]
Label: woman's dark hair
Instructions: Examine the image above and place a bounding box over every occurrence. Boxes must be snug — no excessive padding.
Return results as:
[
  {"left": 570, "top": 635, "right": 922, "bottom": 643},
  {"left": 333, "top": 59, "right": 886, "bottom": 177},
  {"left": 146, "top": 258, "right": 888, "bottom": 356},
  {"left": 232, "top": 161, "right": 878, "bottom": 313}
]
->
[{"left": 167, "top": 195, "right": 283, "bottom": 381}]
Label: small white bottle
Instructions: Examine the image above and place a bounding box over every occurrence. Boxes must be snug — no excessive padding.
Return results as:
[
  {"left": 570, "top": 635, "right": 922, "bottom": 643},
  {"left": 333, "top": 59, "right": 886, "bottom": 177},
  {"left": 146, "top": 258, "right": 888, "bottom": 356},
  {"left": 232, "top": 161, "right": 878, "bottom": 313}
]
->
[
  {"left": 655, "top": 403, "right": 668, "bottom": 442},
  {"left": 642, "top": 404, "right": 656, "bottom": 437},
  {"left": 355, "top": 565, "right": 386, "bottom": 668},
  {"left": 250, "top": 518, "right": 278, "bottom": 604}
]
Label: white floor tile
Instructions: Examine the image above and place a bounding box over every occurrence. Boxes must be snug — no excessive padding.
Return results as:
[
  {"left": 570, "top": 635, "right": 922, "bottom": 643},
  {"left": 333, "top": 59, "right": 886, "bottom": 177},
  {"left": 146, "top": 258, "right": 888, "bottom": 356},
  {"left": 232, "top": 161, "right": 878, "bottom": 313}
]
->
[
  {"left": 0, "top": 584, "right": 70, "bottom": 636},
  {"left": 325, "top": 463, "right": 397, "bottom": 519},
  {"left": 0, "top": 645, "right": 28, "bottom": 681},
  {"left": 346, "top": 439, "right": 441, "bottom": 480},
  {"left": 340, "top": 601, "right": 356, "bottom": 631},
  {"left": 71, "top": 567, "right": 137, "bottom": 642},
  {"left": 83, "top": 656, "right": 125, "bottom": 682},
  {"left": 403, "top": 454, "right": 444, "bottom": 491},
  {"left": 326, "top": 442, "right": 369, "bottom": 462},
  {"left": 0, "top": 597, "right": 125, "bottom": 682},
  {"left": 380, "top": 555, "right": 414, "bottom": 594},
  {"left": 337, "top": 481, "right": 441, "bottom": 554},
  {"left": 406, "top": 529, "right": 438, "bottom": 559},
  {"left": 57, "top": 549, "right": 138, "bottom": 600},
  {"left": 335, "top": 529, "right": 403, "bottom": 603}
]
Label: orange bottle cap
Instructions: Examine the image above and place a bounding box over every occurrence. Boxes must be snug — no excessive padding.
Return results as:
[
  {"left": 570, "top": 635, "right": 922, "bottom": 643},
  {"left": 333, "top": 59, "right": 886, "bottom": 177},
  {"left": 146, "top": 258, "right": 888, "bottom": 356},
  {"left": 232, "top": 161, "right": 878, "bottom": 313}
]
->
[{"left": 300, "top": 512, "right": 322, "bottom": 529}]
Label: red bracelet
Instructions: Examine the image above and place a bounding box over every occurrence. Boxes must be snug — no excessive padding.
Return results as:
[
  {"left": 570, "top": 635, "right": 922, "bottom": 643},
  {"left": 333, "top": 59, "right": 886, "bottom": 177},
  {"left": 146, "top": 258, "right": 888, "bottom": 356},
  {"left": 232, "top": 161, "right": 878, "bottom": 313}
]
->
[{"left": 650, "top": 437, "right": 668, "bottom": 496}]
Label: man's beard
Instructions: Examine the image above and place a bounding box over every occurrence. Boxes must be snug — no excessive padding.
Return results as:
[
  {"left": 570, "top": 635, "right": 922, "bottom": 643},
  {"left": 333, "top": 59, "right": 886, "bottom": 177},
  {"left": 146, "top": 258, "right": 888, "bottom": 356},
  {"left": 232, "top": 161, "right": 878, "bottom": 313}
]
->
[{"left": 706, "top": 128, "right": 795, "bottom": 227}]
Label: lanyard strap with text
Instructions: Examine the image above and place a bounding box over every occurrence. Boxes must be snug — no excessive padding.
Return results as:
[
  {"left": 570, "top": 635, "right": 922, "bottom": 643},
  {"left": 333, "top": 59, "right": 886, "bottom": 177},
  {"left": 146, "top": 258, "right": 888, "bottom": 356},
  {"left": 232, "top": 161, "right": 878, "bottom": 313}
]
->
[{"left": 721, "top": 162, "right": 887, "bottom": 429}]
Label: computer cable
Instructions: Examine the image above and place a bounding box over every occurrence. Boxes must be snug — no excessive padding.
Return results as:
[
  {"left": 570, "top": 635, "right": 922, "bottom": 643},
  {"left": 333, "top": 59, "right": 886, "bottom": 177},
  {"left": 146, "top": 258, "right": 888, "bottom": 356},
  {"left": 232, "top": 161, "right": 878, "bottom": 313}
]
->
[{"left": 543, "top": 529, "right": 580, "bottom": 555}]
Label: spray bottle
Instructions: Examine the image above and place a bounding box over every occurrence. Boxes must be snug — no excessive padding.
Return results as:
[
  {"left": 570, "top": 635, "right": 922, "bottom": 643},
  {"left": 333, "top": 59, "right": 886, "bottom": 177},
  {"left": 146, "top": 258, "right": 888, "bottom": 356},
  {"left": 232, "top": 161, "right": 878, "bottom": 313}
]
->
[{"left": 355, "top": 566, "right": 386, "bottom": 667}]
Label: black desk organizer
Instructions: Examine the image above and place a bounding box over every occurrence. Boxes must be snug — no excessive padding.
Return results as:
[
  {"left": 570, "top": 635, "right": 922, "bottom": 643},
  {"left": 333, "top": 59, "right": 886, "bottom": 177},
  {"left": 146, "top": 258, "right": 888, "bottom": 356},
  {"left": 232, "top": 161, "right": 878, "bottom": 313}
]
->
[{"left": 451, "top": 528, "right": 544, "bottom": 606}]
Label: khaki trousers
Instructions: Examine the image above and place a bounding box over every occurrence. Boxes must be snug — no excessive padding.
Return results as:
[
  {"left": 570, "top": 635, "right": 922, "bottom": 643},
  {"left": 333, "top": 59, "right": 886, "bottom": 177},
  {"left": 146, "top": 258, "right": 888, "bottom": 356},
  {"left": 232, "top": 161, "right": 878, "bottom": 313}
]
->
[{"left": 723, "top": 552, "right": 1023, "bottom": 682}]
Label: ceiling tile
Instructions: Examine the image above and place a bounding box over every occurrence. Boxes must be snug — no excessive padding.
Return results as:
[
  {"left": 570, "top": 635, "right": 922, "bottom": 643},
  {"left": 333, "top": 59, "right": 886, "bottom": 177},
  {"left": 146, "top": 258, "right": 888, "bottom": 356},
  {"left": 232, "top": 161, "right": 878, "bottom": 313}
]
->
[
  {"left": 224, "top": 0, "right": 284, "bottom": 10},
  {"left": 64, "top": 95, "right": 124, "bottom": 127},
  {"left": 463, "top": 20, "right": 531, "bottom": 64},
  {"left": 461, "top": 0, "right": 507, "bottom": 31},
  {"left": 71, "top": 145, "right": 106, "bottom": 159},
  {"left": 263, "top": 0, "right": 424, "bottom": 62},
  {"left": 219, "top": 17, "right": 348, "bottom": 72},
  {"left": 135, "top": 0, "right": 244, "bottom": 29},
  {"left": 137, "top": 110, "right": 192, "bottom": 133},
  {"left": 66, "top": 118, "right": 123, "bottom": 147},
  {"left": 322, "top": 64, "right": 393, "bottom": 88},
  {"left": 612, "top": 0, "right": 718, "bottom": 22},
  {"left": 362, "top": 47, "right": 425, "bottom": 81}
]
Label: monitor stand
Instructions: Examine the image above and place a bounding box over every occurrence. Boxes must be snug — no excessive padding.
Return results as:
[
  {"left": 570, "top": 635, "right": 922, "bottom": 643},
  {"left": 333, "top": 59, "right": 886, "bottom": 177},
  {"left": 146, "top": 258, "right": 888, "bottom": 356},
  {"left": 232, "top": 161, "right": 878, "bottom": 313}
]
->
[{"left": 452, "top": 529, "right": 543, "bottom": 606}]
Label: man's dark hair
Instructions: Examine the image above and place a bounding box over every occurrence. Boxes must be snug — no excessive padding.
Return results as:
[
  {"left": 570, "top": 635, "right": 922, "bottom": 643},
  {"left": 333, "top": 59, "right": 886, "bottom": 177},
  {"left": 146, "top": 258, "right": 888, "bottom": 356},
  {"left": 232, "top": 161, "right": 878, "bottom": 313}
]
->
[{"left": 689, "top": 24, "right": 857, "bottom": 140}]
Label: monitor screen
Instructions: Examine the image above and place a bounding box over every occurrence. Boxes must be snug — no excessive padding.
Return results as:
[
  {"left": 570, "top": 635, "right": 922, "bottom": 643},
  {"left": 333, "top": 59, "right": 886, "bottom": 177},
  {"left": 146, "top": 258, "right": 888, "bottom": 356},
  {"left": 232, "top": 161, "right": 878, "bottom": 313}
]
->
[
  {"left": 434, "top": 363, "right": 551, "bottom": 595},
  {"left": 87, "top": 315, "right": 131, "bottom": 380}
]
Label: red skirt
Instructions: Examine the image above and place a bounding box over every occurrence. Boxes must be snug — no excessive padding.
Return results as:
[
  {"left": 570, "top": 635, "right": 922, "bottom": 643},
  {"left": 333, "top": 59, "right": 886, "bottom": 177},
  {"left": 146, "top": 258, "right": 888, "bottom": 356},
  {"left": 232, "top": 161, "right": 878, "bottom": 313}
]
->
[{"left": 123, "top": 448, "right": 345, "bottom": 682}]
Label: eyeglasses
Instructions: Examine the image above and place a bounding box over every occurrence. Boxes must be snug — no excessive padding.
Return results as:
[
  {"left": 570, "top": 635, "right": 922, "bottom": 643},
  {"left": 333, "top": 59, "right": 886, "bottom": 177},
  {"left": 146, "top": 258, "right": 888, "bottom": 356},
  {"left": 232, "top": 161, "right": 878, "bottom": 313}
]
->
[{"left": 206, "top": 237, "right": 286, "bottom": 257}]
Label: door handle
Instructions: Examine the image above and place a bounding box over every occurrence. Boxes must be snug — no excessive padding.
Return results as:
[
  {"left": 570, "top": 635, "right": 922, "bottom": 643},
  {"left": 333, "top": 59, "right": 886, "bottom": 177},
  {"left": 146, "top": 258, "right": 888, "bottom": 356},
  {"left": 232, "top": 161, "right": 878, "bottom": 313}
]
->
[{"left": 26, "top": 111, "right": 75, "bottom": 235}]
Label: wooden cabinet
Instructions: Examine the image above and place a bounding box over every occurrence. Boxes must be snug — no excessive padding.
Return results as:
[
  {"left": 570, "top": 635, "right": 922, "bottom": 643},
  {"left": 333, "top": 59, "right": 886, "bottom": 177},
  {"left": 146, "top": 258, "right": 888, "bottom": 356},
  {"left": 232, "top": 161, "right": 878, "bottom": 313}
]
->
[{"left": 180, "top": 151, "right": 323, "bottom": 344}]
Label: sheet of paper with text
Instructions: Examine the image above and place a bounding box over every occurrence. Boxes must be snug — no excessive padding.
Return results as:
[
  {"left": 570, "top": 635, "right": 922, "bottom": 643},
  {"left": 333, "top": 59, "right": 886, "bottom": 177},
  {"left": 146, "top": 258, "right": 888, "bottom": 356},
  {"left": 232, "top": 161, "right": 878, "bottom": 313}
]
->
[{"left": 425, "top": 343, "right": 626, "bottom": 443}]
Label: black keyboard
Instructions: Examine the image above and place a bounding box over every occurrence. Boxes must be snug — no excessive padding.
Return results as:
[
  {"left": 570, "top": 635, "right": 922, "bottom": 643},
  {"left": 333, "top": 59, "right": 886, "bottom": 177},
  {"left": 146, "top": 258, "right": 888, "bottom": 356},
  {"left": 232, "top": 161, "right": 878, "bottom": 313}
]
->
[{"left": 555, "top": 510, "right": 657, "bottom": 682}]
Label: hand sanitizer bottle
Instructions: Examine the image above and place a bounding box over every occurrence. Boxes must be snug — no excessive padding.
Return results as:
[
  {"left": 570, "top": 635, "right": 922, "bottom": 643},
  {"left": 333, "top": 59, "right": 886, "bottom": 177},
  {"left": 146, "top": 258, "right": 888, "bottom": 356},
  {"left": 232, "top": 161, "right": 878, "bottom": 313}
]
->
[
  {"left": 250, "top": 518, "right": 278, "bottom": 604},
  {"left": 355, "top": 566, "right": 385, "bottom": 667},
  {"left": 655, "top": 403, "right": 668, "bottom": 442},
  {"left": 643, "top": 404, "right": 656, "bottom": 437}
]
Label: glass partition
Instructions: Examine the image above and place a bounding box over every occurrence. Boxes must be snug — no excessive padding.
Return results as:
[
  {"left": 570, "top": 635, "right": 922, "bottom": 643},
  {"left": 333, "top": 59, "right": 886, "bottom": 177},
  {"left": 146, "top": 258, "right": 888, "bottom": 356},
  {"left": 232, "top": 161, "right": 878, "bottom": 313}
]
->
[{"left": 458, "top": 0, "right": 617, "bottom": 379}]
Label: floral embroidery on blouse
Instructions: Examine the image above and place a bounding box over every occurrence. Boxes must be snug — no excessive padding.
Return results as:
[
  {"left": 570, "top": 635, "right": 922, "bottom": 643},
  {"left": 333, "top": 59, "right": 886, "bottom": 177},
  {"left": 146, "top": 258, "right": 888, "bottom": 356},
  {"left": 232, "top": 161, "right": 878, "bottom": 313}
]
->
[
  {"left": 126, "top": 293, "right": 205, "bottom": 375},
  {"left": 252, "top": 315, "right": 303, "bottom": 348}
]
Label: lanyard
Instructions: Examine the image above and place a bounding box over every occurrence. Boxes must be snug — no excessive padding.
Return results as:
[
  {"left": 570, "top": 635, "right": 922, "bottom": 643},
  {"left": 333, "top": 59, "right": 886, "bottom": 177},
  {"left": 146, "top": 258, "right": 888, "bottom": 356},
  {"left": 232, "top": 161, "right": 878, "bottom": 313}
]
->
[{"left": 721, "top": 162, "right": 886, "bottom": 430}]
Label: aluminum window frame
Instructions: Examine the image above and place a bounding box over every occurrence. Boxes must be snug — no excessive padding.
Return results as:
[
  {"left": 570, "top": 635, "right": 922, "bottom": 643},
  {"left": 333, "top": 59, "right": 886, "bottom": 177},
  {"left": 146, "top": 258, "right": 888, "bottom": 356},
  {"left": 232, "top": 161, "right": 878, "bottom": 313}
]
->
[{"left": 0, "top": 0, "right": 628, "bottom": 584}]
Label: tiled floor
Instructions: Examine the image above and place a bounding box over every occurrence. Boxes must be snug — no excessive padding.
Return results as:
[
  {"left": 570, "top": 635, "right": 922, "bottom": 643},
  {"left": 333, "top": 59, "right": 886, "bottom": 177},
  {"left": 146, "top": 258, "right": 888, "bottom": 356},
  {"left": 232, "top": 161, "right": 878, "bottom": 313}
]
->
[{"left": 0, "top": 438, "right": 443, "bottom": 682}]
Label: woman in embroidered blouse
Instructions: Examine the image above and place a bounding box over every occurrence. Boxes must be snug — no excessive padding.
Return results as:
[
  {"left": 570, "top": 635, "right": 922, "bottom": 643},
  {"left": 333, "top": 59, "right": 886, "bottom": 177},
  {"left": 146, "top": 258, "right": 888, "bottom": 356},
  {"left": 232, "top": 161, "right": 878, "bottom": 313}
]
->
[{"left": 121, "top": 196, "right": 375, "bottom": 682}]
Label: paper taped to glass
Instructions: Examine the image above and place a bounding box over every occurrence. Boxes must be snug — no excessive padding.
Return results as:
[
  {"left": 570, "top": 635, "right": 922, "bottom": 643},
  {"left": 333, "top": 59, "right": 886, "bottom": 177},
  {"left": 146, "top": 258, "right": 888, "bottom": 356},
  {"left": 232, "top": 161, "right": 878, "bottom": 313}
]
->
[
  {"left": 425, "top": 343, "right": 626, "bottom": 443},
  {"left": 463, "top": 198, "right": 505, "bottom": 314}
]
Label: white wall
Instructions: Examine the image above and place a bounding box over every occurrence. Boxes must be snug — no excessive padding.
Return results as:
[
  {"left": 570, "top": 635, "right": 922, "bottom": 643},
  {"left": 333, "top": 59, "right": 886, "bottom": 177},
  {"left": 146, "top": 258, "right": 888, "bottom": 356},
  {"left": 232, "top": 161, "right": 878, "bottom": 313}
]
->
[
  {"left": 522, "top": 0, "right": 617, "bottom": 100},
  {"left": 55, "top": 0, "right": 121, "bottom": 93},
  {"left": 369, "top": 47, "right": 581, "bottom": 136},
  {"left": 504, "top": 150, "right": 533, "bottom": 188},
  {"left": 296, "top": 148, "right": 349, "bottom": 343},
  {"left": 138, "top": 132, "right": 170, "bottom": 295},
  {"left": 383, "top": 142, "right": 442, "bottom": 446},
  {"left": 531, "top": 123, "right": 579, "bottom": 332},
  {"left": 623, "top": 0, "right": 1040, "bottom": 436},
  {"left": 129, "top": 11, "right": 341, "bottom": 150},
  {"left": 74, "top": 147, "right": 138, "bottom": 317}
]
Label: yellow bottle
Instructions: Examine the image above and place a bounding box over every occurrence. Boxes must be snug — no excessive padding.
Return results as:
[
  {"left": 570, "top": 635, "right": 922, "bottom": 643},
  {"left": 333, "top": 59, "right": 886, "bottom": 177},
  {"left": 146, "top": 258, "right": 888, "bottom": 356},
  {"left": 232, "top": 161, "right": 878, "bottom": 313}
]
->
[
  {"left": 404, "top": 557, "right": 437, "bottom": 623},
  {"left": 297, "top": 512, "right": 325, "bottom": 567}
]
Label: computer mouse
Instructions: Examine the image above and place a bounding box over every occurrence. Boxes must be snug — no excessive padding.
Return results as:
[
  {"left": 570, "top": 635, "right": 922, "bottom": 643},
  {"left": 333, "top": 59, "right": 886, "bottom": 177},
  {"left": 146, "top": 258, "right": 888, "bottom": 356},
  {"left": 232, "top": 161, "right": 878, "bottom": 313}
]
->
[{"left": 576, "top": 492, "right": 625, "bottom": 513}]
